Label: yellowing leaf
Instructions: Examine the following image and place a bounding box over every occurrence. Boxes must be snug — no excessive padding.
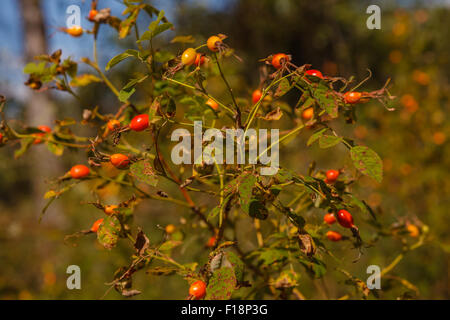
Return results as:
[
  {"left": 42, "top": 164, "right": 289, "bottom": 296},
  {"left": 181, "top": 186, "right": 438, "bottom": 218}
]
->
[
  {"left": 70, "top": 74, "right": 102, "bottom": 87},
  {"left": 171, "top": 35, "right": 195, "bottom": 43}
]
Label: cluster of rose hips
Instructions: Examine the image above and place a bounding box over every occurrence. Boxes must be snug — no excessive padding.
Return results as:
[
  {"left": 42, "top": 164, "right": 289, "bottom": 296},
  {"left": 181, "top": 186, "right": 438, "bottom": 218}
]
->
[
  {"left": 56, "top": 105, "right": 208, "bottom": 298},
  {"left": 181, "top": 48, "right": 207, "bottom": 68},
  {"left": 323, "top": 209, "right": 355, "bottom": 242},
  {"left": 32, "top": 125, "right": 52, "bottom": 144},
  {"left": 248, "top": 53, "right": 367, "bottom": 124},
  {"left": 164, "top": 35, "right": 223, "bottom": 77},
  {"left": 70, "top": 113, "right": 149, "bottom": 172},
  {"left": 67, "top": 113, "right": 149, "bottom": 231},
  {"left": 39, "top": 24, "right": 379, "bottom": 299},
  {"left": 316, "top": 169, "right": 356, "bottom": 242},
  {"left": 1, "top": 124, "right": 53, "bottom": 145}
]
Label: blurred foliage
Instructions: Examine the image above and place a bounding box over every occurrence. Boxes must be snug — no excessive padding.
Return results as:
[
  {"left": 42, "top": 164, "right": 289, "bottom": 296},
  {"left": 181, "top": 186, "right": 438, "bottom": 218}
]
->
[{"left": 0, "top": 0, "right": 448, "bottom": 299}]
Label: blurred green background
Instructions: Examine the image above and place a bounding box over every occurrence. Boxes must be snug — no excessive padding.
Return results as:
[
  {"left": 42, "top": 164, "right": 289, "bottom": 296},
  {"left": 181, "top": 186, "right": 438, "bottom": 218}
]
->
[{"left": 0, "top": 0, "right": 449, "bottom": 299}]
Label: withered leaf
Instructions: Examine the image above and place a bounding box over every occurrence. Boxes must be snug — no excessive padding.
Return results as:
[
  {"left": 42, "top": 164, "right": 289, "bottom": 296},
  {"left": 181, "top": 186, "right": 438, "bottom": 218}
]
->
[
  {"left": 263, "top": 107, "right": 283, "bottom": 121},
  {"left": 297, "top": 231, "right": 316, "bottom": 257},
  {"left": 121, "top": 289, "right": 142, "bottom": 297},
  {"left": 134, "top": 229, "right": 150, "bottom": 256}
]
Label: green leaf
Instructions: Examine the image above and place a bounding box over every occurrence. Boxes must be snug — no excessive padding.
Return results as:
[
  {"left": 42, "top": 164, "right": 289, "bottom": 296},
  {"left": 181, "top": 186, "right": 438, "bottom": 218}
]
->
[
  {"left": 118, "top": 75, "right": 149, "bottom": 102},
  {"left": 119, "top": 8, "right": 139, "bottom": 39},
  {"left": 208, "top": 206, "right": 221, "bottom": 220},
  {"left": 208, "top": 193, "right": 233, "bottom": 221},
  {"left": 146, "top": 266, "right": 177, "bottom": 276},
  {"left": 148, "top": 97, "right": 162, "bottom": 123},
  {"left": 238, "top": 174, "right": 257, "bottom": 213},
  {"left": 319, "top": 135, "right": 342, "bottom": 149},
  {"left": 142, "top": 5, "right": 166, "bottom": 20},
  {"left": 274, "top": 270, "right": 299, "bottom": 288},
  {"left": 153, "top": 51, "right": 176, "bottom": 63},
  {"left": 162, "top": 97, "right": 177, "bottom": 118},
  {"left": 150, "top": 10, "right": 166, "bottom": 30},
  {"left": 205, "top": 267, "right": 236, "bottom": 300},
  {"left": 209, "top": 250, "right": 244, "bottom": 283},
  {"left": 119, "top": 88, "right": 135, "bottom": 103},
  {"left": 46, "top": 142, "right": 64, "bottom": 156},
  {"left": 287, "top": 212, "right": 306, "bottom": 228},
  {"left": 270, "top": 185, "right": 282, "bottom": 197},
  {"left": 225, "top": 251, "right": 245, "bottom": 283},
  {"left": 298, "top": 257, "right": 327, "bottom": 278},
  {"left": 14, "top": 138, "right": 33, "bottom": 159},
  {"left": 248, "top": 199, "right": 269, "bottom": 220},
  {"left": 23, "top": 62, "right": 46, "bottom": 75},
  {"left": 275, "top": 168, "right": 295, "bottom": 183},
  {"left": 274, "top": 78, "right": 292, "bottom": 98},
  {"left": 39, "top": 182, "right": 79, "bottom": 223},
  {"left": 97, "top": 216, "right": 121, "bottom": 250},
  {"left": 55, "top": 118, "right": 76, "bottom": 127},
  {"left": 138, "top": 10, "right": 172, "bottom": 42},
  {"left": 39, "top": 198, "right": 56, "bottom": 224},
  {"left": 311, "top": 85, "right": 339, "bottom": 118},
  {"left": 130, "top": 160, "right": 159, "bottom": 187},
  {"left": 138, "top": 22, "right": 173, "bottom": 42},
  {"left": 307, "top": 128, "right": 327, "bottom": 146},
  {"left": 258, "top": 248, "right": 289, "bottom": 265},
  {"left": 350, "top": 146, "right": 383, "bottom": 183},
  {"left": 62, "top": 58, "right": 78, "bottom": 78},
  {"left": 311, "top": 258, "right": 327, "bottom": 278},
  {"left": 44, "top": 190, "right": 57, "bottom": 199},
  {"left": 152, "top": 21, "right": 172, "bottom": 38},
  {"left": 105, "top": 50, "right": 140, "bottom": 71},
  {"left": 349, "top": 195, "right": 377, "bottom": 221},
  {"left": 171, "top": 35, "right": 195, "bottom": 43}
]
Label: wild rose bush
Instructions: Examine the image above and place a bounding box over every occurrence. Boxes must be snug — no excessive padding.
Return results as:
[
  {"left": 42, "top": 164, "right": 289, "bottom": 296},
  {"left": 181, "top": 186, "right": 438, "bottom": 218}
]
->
[{"left": 0, "top": 1, "right": 427, "bottom": 299}]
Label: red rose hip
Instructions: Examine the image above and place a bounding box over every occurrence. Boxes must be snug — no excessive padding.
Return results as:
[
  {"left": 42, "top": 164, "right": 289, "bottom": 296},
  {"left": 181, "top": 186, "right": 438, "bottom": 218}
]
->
[
  {"left": 206, "top": 236, "right": 217, "bottom": 248},
  {"left": 252, "top": 89, "right": 262, "bottom": 104},
  {"left": 324, "top": 213, "right": 336, "bottom": 225},
  {"left": 195, "top": 53, "right": 206, "bottom": 67},
  {"left": 326, "top": 230, "right": 342, "bottom": 241},
  {"left": 189, "top": 280, "right": 206, "bottom": 299},
  {"left": 271, "top": 53, "right": 290, "bottom": 69},
  {"left": 337, "top": 209, "right": 354, "bottom": 228},
  {"left": 344, "top": 91, "right": 362, "bottom": 104},
  {"left": 130, "top": 114, "right": 149, "bottom": 132},
  {"left": 302, "top": 108, "right": 314, "bottom": 121},
  {"left": 325, "top": 170, "right": 340, "bottom": 183},
  {"left": 70, "top": 165, "right": 90, "bottom": 179},
  {"left": 110, "top": 154, "right": 130, "bottom": 169},
  {"left": 305, "top": 69, "right": 324, "bottom": 79},
  {"left": 33, "top": 125, "right": 52, "bottom": 144},
  {"left": 90, "top": 218, "right": 104, "bottom": 233}
]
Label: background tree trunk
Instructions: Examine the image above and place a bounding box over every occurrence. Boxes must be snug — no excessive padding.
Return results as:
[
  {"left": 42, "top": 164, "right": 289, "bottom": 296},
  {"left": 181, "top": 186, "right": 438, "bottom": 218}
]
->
[{"left": 19, "top": 0, "right": 64, "bottom": 225}]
